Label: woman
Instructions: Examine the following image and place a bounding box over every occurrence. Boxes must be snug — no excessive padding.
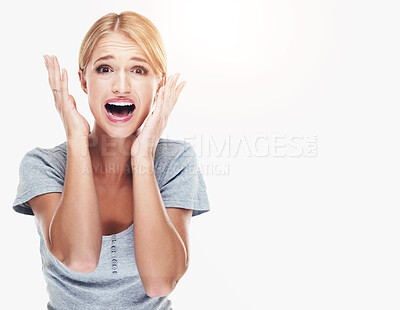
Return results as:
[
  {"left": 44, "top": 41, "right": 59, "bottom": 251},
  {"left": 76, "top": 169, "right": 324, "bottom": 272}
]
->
[{"left": 12, "top": 11, "right": 210, "bottom": 309}]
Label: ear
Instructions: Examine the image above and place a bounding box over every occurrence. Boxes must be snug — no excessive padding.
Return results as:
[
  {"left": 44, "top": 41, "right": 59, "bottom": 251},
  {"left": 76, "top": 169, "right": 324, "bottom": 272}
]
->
[{"left": 78, "top": 69, "right": 88, "bottom": 94}]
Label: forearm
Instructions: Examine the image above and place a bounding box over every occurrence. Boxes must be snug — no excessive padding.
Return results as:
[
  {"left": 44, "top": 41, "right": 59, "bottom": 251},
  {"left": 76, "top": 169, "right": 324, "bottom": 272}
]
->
[
  {"left": 131, "top": 157, "right": 187, "bottom": 295},
  {"left": 50, "top": 137, "right": 102, "bottom": 271}
]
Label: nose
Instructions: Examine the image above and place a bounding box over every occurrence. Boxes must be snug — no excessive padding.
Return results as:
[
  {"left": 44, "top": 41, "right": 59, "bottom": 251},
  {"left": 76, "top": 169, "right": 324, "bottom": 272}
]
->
[{"left": 112, "top": 71, "right": 131, "bottom": 94}]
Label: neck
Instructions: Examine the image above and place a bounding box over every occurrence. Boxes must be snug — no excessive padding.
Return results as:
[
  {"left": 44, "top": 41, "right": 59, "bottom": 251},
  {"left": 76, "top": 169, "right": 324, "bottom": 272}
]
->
[{"left": 88, "top": 123, "right": 136, "bottom": 184}]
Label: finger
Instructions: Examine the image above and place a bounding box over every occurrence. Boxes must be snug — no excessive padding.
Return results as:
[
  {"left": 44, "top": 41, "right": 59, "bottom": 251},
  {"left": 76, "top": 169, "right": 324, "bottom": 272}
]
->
[
  {"left": 49, "top": 56, "right": 57, "bottom": 87},
  {"left": 154, "top": 86, "right": 165, "bottom": 115},
  {"left": 164, "top": 73, "right": 179, "bottom": 112},
  {"left": 170, "top": 73, "right": 180, "bottom": 94},
  {"left": 152, "top": 86, "right": 165, "bottom": 120},
  {"left": 163, "top": 74, "right": 176, "bottom": 107},
  {"left": 172, "top": 73, "right": 180, "bottom": 87},
  {"left": 49, "top": 57, "right": 62, "bottom": 105},
  {"left": 169, "top": 72, "right": 180, "bottom": 90},
  {"left": 171, "top": 81, "right": 187, "bottom": 112},
  {"left": 61, "top": 68, "right": 69, "bottom": 104},
  {"left": 53, "top": 56, "right": 62, "bottom": 93},
  {"left": 168, "top": 73, "right": 181, "bottom": 111},
  {"left": 43, "top": 54, "right": 48, "bottom": 68},
  {"left": 158, "top": 86, "right": 170, "bottom": 125},
  {"left": 44, "top": 55, "right": 52, "bottom": 84},
  {"left": 176, "top": 81, "right": 187, "bottom": 95},
  {"left": 45, "top": 55, "right": 55, "bottom": 90}
]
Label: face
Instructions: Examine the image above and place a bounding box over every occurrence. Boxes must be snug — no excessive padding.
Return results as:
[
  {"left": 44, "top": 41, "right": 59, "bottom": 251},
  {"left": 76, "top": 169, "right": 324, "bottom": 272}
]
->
[{"left": 79, "top": 32, "right": 160, "bottom": 138}]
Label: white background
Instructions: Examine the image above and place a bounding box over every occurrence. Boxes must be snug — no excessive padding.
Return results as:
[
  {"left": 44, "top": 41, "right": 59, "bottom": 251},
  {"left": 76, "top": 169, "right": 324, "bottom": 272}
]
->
[{"left": 1, "top": 0, "right": 399, "bottom": 309}]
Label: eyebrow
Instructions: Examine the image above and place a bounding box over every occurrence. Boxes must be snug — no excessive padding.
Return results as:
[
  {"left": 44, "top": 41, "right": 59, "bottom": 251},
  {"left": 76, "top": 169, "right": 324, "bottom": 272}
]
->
[{"left": 93, "top": 55, "right": 150, "bottom": 65}]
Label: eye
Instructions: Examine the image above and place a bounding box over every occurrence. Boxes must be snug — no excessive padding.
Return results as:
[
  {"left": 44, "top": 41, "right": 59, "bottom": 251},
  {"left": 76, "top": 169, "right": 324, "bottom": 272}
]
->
[
  {"left": 96, "top": 65, "right": 111, "bottom": 74},
  {"left": 133, "top": 66, "right": 148, "bottom": 75},
  {"left": 95, "top": 65, "right": 149, "bottom": 75}
]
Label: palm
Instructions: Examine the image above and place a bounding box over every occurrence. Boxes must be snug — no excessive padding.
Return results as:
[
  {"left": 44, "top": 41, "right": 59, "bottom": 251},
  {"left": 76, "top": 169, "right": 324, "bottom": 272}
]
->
[
  {"left": 131, "top": 73, "right": 187, "bottom": 158},
  {"left": 44, "top": 54, "right": 90, "bottom": 139}
]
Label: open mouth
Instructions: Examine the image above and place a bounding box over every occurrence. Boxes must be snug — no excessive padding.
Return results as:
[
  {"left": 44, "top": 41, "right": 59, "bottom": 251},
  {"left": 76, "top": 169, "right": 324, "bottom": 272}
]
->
[{"left": 105, "top": 102, "right": 136, "bottom": 117}]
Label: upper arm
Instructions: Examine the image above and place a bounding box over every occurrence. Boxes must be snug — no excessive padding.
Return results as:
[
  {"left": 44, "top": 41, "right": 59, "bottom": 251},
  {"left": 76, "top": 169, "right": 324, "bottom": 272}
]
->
[
  {"left": 158, "top": 142, "right": 211, "bottom": 217},
  {"left": 29, "top": 192, "right": 63, "bottom": 260},
  {"left": 165, "top": 208, "right": 192, "bottom": 269}
]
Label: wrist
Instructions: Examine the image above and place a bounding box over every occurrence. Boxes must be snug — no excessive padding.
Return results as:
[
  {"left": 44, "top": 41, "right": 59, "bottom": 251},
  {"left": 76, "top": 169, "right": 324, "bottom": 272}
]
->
[
  {"left": 130, "top": 156, "right": 155, "bottom": 175},
  {"left": 67, "top": 136, "right": 90, "bottom": 156},
  {"left": 130, "top": 136, "right": 159, "bottom": 159},
  {"left": 67, "top": 135, "right": 89, "bottom": 146}
]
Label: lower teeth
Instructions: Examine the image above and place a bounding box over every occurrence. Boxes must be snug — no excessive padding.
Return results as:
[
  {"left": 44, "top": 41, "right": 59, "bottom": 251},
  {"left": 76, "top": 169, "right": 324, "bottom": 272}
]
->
[{"left": 108, "top": 111, "right": 133, "bottom": 117}]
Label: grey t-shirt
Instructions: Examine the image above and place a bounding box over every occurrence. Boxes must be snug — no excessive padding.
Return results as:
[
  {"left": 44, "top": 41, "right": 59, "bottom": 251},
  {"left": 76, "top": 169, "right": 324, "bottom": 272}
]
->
[{"left": 12, "top": 138, "right": 210, "bottom": 310}]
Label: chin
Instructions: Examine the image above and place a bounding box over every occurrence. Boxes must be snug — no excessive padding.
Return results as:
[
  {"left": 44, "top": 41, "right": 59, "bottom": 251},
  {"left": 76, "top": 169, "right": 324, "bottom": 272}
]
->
[
  {"left": 92, "top": 110, "right": 141, "bottom": 138},
  {"left": 104, "top": 126, "right": 138, "bottom": 139}
]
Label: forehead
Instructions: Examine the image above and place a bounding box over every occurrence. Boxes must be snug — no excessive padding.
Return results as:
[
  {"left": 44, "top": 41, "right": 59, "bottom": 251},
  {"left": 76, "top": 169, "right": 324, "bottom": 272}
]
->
[{"left": 91, "top": 32, "right": 148, "bottom": 62}]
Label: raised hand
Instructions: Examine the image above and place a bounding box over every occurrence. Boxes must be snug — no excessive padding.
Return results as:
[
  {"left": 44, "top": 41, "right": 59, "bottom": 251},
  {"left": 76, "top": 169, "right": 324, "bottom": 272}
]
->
[
  {"left": 43, "top": 55, "right": 90, "bottom": 140},
  {"left": 130, "top": 73, "right": 187, "bottom": 159}
]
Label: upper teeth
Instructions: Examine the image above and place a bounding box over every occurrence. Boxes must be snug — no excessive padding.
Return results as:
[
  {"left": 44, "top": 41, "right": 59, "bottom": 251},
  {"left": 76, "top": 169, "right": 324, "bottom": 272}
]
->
[{"left": 107, "top": 102, "right": 134, "bottom": 106}]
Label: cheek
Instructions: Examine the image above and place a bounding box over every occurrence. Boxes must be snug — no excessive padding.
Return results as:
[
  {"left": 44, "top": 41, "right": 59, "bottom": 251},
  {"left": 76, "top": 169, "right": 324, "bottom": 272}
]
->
[
  {"left": 137, "top": 81, "right": 157, "bottom": 106},
  {"left": 88, "top": 78, "right": 106, "bottom": 95},
  {"left": 87, "top": 79, "right": 106, "bottom": 109}
]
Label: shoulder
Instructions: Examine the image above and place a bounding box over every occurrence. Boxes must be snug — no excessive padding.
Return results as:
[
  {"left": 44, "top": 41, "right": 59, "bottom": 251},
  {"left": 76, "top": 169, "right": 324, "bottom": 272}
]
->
[
  {"left": 23, "top": 141, "right": 67, "bottom": 158},
  {"left": 154, "top": 138, "right": 198, "bottom": 183},
  {"left": 154, "top": 138, "right": 197, "bottom": 168},
  {"left": 20, "top": 141, "right": 67, "bottom": 172},
  {"left": 13, "top": 142, "right": 66, "bottom": 216},
  {"left": 155, "top": 138, "right": 194, "bottom": 158}
]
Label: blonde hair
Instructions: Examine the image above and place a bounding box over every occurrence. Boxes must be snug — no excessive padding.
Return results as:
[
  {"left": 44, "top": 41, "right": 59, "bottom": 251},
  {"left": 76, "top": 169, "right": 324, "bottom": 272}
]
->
[{"left": 78, "top": 11, "right": 167, "bottom": 88}]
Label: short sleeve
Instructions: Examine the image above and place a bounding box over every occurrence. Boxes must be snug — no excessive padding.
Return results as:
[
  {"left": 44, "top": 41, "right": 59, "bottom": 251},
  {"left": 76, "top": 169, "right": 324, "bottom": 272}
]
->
[
  {"left": 12, "top": 148, "right": 65, "bottom": 216},
  {"left": 158, "top": 142, "right": 210, "bottom": 217}
]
